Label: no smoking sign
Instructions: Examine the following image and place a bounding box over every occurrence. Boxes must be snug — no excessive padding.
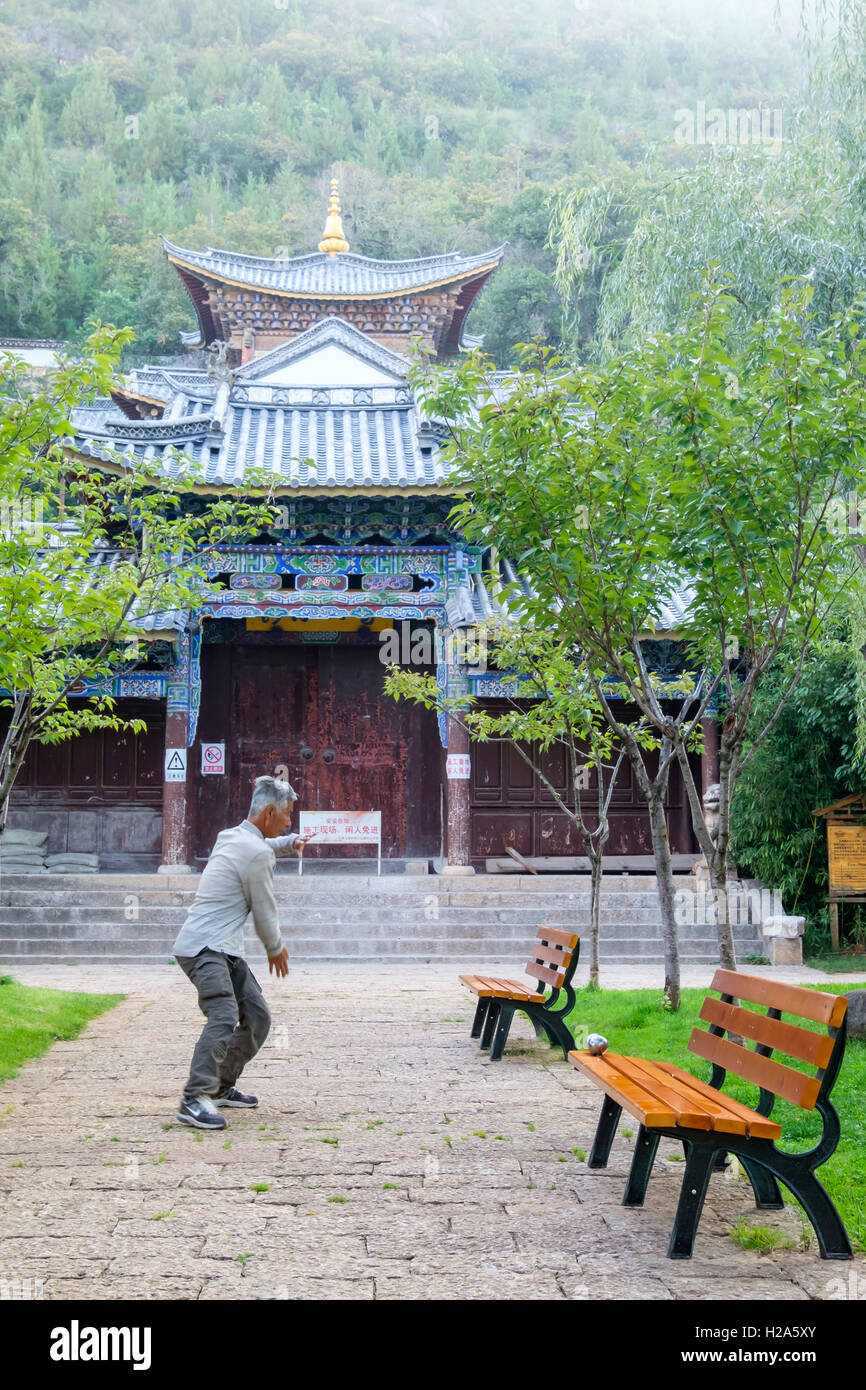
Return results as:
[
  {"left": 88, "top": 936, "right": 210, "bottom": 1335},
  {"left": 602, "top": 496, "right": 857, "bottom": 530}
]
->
[{"left": 201, "top": 742, "right": 225, "bottom": 775}]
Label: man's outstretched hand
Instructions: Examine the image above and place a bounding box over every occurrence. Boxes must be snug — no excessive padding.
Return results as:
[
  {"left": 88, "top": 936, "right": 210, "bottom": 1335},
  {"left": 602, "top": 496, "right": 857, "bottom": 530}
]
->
[
  {"left": 268, "top": 946, "right": 289, "bottom": 978},
  {"left": 293, "top": 833, "right": 316, "bottom": 856}
]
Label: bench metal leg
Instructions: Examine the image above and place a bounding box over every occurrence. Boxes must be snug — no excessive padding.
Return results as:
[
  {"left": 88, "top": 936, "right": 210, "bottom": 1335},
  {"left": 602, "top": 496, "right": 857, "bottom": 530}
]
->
[
  {"left": 738, "top": 1155, "right": 784, "bottom": 1210},
  {"left": 470, "top": 996, "right": 490, "bottom": 1039},
  {"left": 588, "top": 1094, "right": 622, "bottom": 1169},
  {"left": 669, "top": 1142, "right": 717, "bottom": 1258},
  {"left": 720, "top": 1139, "right": 852, "bottom": 1259},
  {"left": 490, "top": 1003, "right": 515, "bottom": 1061},
  {"left": 773, "top": 1164, "right": 852, "bottom": 1259},
  {"left": 540, "top": 1012, "right": 575, "bottom": 1060},
  {"left": 480, "top": 1000, "right": 500, "bottom": 1051},
  {"left": 623, "top": 1125, "right": 660, "bottom": 1207}
]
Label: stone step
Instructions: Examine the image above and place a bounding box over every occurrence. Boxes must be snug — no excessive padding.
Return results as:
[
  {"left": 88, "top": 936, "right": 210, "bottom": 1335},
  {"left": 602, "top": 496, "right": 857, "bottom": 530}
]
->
[
  {"left": 0, "top": 916, "right": 764, "bottom": 942},
  {"left": 0, "top": 871, "right": 708, "bottom": 894},
  {"left": 0, "top": 889, "right": 681, "bottom": 908},
  {"left": 0, "top": 936, "right": 761, "bottom": 962},
  {"left": 0, "top": 906, "right": 754, "bottom": 931},
  {"left": 0, "top": 870, "right": 766, "bottom": 965}
]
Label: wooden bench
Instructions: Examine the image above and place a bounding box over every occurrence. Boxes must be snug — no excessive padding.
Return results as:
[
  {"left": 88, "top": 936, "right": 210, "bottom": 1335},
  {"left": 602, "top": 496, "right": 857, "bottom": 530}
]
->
[
  {"left": 459, "top": 928, "right": 580, "bottom": 1061},
  {"left": 569, "top": 969, "right": 852, "bottom": 1260}
]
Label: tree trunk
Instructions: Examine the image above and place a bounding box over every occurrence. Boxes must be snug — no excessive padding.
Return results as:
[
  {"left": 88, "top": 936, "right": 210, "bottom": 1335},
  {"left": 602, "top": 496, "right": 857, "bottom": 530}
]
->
[
  {"left": 710, "top": 734, "right": 737, "bottom": 970},
  {"left": 615, "top": 725, "right": 682, "bottom": 1010},
  {"left": 588, "top": 849, "right": 602, "bottom": 986},
  {"left": 646, "top": 787, "right": 681, "bottom": 1011},
  {"left": 0, "top": 695, "right": 34, "bottom": 838}
]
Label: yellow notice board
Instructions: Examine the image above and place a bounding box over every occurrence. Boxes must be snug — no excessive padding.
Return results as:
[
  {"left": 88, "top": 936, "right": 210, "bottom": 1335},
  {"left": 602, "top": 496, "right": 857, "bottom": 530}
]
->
[{"left": 827, "top": 824, "right": 866, "bottom": 891}]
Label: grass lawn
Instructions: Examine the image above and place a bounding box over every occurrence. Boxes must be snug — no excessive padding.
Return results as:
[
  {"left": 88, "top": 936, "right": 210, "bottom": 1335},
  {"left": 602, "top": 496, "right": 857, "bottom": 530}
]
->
[
  {"left": 0, "top": 974, "right": 123, "bottom": 1085},
  {"left": 563, "top": 982, "right": 866, "bottom": 1253},
  {"left": 805, "top": 952, "right": 866, "bottom": 974}
]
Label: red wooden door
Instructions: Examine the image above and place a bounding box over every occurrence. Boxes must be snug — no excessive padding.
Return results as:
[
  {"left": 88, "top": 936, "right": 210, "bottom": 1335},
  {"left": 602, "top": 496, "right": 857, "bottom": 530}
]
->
[{"left": 195, "top": 638, "right": 439, "bottom": 862}]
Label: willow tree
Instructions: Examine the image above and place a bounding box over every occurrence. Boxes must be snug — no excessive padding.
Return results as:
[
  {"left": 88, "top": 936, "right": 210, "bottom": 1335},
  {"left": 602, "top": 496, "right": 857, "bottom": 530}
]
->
[{"left": 549, "top": 4, "right": 866, "bottom": 362}]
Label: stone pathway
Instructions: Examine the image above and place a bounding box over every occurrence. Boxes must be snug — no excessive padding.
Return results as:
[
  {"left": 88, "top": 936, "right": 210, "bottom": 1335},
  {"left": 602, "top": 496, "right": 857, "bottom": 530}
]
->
[{"left": 0, "top": 962, "right": 863, "bottom": 1301}]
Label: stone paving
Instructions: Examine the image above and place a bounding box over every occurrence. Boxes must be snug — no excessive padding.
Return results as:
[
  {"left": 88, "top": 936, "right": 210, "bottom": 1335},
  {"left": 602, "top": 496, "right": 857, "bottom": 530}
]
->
[{"left": 0, "top": 961, "right": 863, "bottom": 1301}]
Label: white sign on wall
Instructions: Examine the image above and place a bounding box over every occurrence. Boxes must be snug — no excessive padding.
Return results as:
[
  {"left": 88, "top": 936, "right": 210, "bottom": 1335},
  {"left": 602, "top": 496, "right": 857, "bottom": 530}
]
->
[
  {"left": 164, "top": 748, "right": 187, "bottom": 782},
  {"left": 200, "top": 742, "right": 225, "bottom": 775},
  {"left": 297, "top": 810, "right": 382, "bottom": 876},
  {"left": 446, "top": 754, "right": 471, "bottom": 780}
]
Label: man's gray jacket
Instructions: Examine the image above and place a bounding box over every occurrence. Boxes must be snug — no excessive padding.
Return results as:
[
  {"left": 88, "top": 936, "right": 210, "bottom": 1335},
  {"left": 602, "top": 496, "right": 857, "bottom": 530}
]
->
[{"left": 172, "top": 819, "right": 298, "bottom": 961}]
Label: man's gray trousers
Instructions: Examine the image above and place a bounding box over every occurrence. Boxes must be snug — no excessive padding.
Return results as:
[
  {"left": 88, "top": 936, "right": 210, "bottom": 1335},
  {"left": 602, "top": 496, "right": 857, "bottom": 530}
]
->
[{"left": 176, "top": 948, "right": 271, "bottom": 1101}]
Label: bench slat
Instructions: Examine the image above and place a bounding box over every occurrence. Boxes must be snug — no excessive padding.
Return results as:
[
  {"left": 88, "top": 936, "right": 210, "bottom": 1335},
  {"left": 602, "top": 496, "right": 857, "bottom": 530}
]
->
[
  {"left": 688, "top": 1028, "right": 821, "bottom": 1110},
  {"left": 535, "top": 927, "right": 580, "bottom": 949},
  {"left": 710, "top": 969, "right": 848, "bottom": 1028},
  {"left": 528, "top": 942, "right": 576, "bottom": 969},
  {"left": 651, "top": 1060, "right": 781, "bottom": 1138},
  {"left": 568, "top": 1051, "right": 678, "bottom": 1128},
  {"left": 486, "top": 975, "right": 541, "bottom": 999},
  {"left": 525, "top": 960, "right": 567, "bottom": 988},
  {"left": 609, "top": 1055, "right": 715, "bottom": 1130},
  {"left": 459, "top": 975, "right": 495, "bottom": 996},
  {"left": 470, "top": 975, "right": 540, "bottom": 1000},
  {"left": 619, "top": 1056, "right": 751, "bottom": 1134},
  {"left": 700, "top": 997, "right": 835, "bottom": 1069}
]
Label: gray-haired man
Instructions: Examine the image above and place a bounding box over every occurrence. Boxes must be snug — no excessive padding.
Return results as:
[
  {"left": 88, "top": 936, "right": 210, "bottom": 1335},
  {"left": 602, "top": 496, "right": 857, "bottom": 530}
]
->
[{"left": 172, "top": 776, "right": 314, "bottom": 1130}]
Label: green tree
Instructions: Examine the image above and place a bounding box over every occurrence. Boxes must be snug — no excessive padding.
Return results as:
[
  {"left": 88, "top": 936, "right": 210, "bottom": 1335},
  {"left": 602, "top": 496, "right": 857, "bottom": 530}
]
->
[
  {"left": 387, "top": 624, "right": 627, "bottom": 986},
  {"left": 404, "top": 276, "right": 866, "bottom": 1004},
  {"left": 0, "top": 325, "right": 281, "bottom": 829},
  {"left": 729, "top": 636, "right": 866, "bottom": 950}
]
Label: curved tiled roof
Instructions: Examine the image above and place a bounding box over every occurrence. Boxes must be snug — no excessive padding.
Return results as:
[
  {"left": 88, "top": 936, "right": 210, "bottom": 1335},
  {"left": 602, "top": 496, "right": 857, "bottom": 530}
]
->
[
  {"left": 72, "top": 403, "right": 445, "bottom": 490},
  {"left": 161, "top": 239, "right": 506, "bottom": 299},
  {"left": 71, "top": 319, "right": 448, "bottom": 491}
]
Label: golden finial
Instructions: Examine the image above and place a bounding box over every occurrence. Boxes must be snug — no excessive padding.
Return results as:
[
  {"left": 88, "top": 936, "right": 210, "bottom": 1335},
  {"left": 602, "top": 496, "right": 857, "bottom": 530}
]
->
[{"left": 318, "top": 179, "right": 349, "bottom": 255}]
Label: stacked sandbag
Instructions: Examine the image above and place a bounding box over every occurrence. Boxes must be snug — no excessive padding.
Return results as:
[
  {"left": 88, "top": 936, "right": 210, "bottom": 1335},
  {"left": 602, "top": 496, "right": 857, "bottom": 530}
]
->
[
  {"left": 44, "top": 852, "right": 100, "bottom": 874},
  {"left": 0, "top": 828, "right": 49, "bottom": 873}
]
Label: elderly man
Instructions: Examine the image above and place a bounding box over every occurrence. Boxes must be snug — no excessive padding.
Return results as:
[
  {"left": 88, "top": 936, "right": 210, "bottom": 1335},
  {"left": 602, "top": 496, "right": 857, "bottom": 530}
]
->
[{"left": 172, "top": 775, "right": 312, "bottom": 1130}]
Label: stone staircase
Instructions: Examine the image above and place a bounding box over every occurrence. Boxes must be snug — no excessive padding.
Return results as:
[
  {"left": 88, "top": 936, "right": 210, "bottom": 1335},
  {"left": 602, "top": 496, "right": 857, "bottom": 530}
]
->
[{"left": 0, "top": 870, "right": 767, "bottom": 965}]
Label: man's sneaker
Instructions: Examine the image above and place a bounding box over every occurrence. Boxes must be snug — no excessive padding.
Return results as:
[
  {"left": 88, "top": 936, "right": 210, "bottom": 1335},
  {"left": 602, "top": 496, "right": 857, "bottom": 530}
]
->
[
  {"left": 214, "top": 1086, "right": 258, "bottom": 1108},
  {"left": 176, "top": 1096, "right": 227, "bottom": 1130}
]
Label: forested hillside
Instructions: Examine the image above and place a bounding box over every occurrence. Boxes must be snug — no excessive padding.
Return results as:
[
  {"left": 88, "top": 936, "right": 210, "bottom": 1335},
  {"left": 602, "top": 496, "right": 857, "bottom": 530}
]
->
[{"left": 0, "top": 0, "right": 804, "bottom": 363}]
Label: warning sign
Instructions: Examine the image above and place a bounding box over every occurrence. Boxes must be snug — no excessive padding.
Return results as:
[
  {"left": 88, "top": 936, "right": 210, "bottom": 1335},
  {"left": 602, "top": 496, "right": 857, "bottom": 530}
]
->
[
  {"left": 201, "top": 742, "right": 225, "bottom": 775},
  {"left": 164, "top": 748, "right": 187, "bottom": 782},
  {"left": 446, "top": 754, "right": 471, "bottom": 780}
]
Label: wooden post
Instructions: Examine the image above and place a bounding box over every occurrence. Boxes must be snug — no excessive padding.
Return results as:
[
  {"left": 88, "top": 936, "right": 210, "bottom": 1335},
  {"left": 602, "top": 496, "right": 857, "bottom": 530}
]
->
[
  {"left": 159, "top": 707, "right": 192, "bottom": 872},
  {"left": 442, "top": 714, "right": 474, "bottom": 874},
  {"left": 829, "top": 899, "right": 840, "bottom": 953}
]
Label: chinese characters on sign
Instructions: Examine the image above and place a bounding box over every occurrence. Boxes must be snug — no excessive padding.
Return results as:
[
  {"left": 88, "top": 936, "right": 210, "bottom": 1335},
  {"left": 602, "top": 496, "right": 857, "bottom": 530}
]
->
[
  {"left": 164, "top": 748, "right": 187, "bottom": 782},
  {"left": 298, "top": 810, "right": 382, "bottom": 876},
  {"left": 827, "top": 824, "right": 866, "bottom": 891},
  {"left": 446, "top": 754, "right": 471, "bottom": 780}
]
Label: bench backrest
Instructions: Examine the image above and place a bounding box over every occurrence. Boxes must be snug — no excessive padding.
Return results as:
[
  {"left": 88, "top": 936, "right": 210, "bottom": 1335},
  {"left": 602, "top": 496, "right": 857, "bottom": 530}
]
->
[
  {"left": 525, "top": 927, "right": 580, "bottom": 993},
  {"left": 688, "top": 969, "right": 848, "bottom": 1112}
]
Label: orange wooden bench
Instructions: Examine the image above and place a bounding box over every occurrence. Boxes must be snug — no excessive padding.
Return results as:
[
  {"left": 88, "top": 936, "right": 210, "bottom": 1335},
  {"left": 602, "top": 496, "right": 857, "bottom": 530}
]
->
[
  {"left": 459, "top": 928, "right": 580, "bottom": 1060},
  {"left": 569, "top": 969, "right": 852, "bottom": 1259}
]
